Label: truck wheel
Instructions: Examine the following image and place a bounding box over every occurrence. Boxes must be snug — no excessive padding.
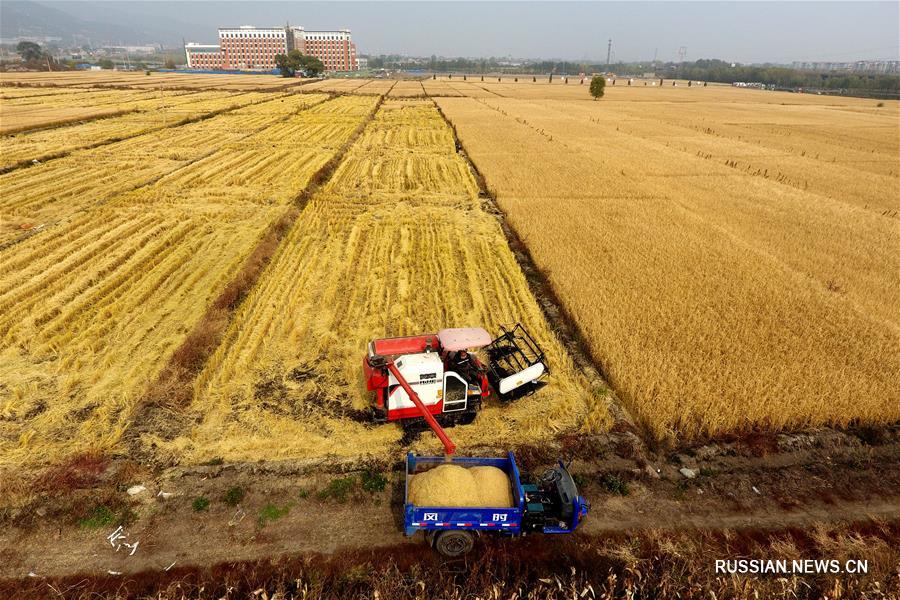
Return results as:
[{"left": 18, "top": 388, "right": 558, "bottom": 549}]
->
[{"left": 434, "top": 530, "right": 475, "bottom": 557}]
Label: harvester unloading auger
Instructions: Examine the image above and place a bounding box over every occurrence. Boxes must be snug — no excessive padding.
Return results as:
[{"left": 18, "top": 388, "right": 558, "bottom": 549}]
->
[{"left": 363, "top": 324, "right": 549, "bottom": 452}]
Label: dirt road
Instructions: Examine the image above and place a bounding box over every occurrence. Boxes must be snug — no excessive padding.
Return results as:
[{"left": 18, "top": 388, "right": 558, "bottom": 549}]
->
[{"left": 2, "top": 432, "right": 898, "bottom": 581}]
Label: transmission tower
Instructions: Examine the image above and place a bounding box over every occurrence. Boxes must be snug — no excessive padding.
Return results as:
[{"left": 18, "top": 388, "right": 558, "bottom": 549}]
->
[
  {"left": 678, "top": 46, "right": 687, "bottom": 63},
  {"left": 606, "top": 39, "right": 612, "bottom": 66}
]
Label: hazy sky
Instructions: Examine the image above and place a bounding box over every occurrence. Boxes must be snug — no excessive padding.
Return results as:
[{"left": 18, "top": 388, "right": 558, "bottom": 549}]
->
[{"left": 49, "top": 1, "right": 900, "bottom": 63}]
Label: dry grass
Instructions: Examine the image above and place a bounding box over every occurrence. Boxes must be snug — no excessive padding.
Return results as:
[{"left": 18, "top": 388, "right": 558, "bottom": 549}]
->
[
  {"left": 437, "top": 89, "right": 899, "bottom": 443},
  {"left": 145, "top": 99, "right": 607, "bottom": 465},
  {"left": 1, "top": 522, "right": 896, "bottom": 599}
]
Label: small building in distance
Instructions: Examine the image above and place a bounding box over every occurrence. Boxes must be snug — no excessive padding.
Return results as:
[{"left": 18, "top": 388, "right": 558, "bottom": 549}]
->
[
  {"left": 184, "top": 43, "right": 227, "bottom": 70},
  {"left": 185, "top": 25, "right": 359, "bottom": 72}
]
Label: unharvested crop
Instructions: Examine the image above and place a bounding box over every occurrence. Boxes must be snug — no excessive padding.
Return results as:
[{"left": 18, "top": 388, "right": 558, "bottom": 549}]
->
[{"left": 437, "top": 90, "right": 899, "bottom": 441}]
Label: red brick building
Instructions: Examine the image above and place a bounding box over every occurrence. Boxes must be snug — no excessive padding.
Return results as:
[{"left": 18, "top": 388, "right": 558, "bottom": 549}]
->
[
  {"left": 292, "top": 28, "right": 358, "bottom": 73},
  {"left": 185, "top": 25, "right": 359, "bottom": 72},
  {"left": 218, "top": 26, "right": 289, "bottom": 71},
  {"left": 183, "top": 43, "right": 225, "bottom": 70}
]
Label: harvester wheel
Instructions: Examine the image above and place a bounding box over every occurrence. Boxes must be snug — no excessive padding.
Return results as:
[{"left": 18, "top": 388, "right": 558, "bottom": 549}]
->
[
  {"left": 458, "top": 410, "right": 477, "bottom": 425},
  {"left": 434, "top": 530, "right": 475, "bottom": 557}
]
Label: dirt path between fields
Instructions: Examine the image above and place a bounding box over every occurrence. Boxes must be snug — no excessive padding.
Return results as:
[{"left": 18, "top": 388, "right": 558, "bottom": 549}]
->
[
  {"left": 2, "top": 434, "right": 898, "bottom": 580},
  {"left": 2, "top": 490, "right": 896, "bottom": 581}
]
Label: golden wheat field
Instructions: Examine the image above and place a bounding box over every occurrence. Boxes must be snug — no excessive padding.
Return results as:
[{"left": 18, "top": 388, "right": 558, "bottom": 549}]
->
[
  {"left": 147, "top": 98, "right": 606, "bottom": 465},
  {"left": 0, "top": 70, "right": 307, "bottom": 91},
  {"left": 0, "top": 91, "right": 326, "bottom": 245},
  {"left": 0, "top": 90, "right": 275, "bottom": 169},
  {"left": 437, "top": 85, "right": 899, "bottom": 441},
  {"left": 0, "top": 91, "right": 376, "bottom": 469},
  {"left": 1, "top": 72, "right": 897, "bottom": 477}
]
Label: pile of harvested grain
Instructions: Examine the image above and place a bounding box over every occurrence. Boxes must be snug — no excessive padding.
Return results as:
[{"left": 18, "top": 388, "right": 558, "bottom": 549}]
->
[
  {"left": 409, "top": 464, "right": 512, "bottom": 507},
  {"left": 470, "top": 465, "right": 514, "bottom": 507}
]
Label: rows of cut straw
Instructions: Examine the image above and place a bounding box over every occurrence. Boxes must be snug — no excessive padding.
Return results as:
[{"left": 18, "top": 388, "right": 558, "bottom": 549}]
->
[
  {"left": 437, "top": 93, "right": 899, "bottom": 442},
  {"left": 0, "top": 93, "right": 328, "bottom": 245},
  {"left": 0, "top": 87, "right": 202, "bottom": 134},
  {"left": 150, "top": 99, "right": 607, "bottom": 465},
  {"left": 0, "top": 90, "right": 293, "bottom": 169},
  {"left": 388, "top": 80, "right": 426, "bottom": 97},
  {"left": 1, "top": 71, "right": 302, "bottom": 91},
  {"left": 0, "top": 95, "right": 377, "bottom": 469}
]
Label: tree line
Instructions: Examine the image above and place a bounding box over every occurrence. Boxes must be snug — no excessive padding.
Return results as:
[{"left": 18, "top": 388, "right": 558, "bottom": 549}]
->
[
  {"left": 365, "top": 54, "right": 899, "bottom": 92},
  {"left": 664, "top": 59, "right": 899, "bottom": 92}
]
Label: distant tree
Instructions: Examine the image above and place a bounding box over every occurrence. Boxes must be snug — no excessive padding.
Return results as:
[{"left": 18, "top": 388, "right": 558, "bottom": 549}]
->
[
  {"left": 274, "top": 52, "right": 295, "bottom": 77},
  {"left": 163, "top": 56, "right": 176, "bottom": 69},
  {"left": 590, "top": 75, "right": 606, "bottom": 99},
  {"left": 16, "top": 41, "right": 43, "bottom": 62},
  {"left": 275, "top": 50, "right": 323, "bottom": 77},
  {"left": 298, "top": 53, "right": 324, "bottom": 76},
  {"left": 98, "top": 58, "right": 114, "bottom": 69}
]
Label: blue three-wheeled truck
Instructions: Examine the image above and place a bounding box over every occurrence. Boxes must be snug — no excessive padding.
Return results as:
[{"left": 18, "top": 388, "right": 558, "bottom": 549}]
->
[{"left": 404, "top": 452, "right": 590, "bottom": 556}]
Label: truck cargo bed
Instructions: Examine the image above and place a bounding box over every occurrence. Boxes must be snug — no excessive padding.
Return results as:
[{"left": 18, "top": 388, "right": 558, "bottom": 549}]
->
[{"left": 404, "top": 452, "right": 525, "bottom": 536}]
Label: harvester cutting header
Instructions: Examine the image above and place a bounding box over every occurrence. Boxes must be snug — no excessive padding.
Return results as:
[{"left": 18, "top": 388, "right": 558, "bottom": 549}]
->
[{"left": 364, "top": 324, "right": 549, "bottom": 452}]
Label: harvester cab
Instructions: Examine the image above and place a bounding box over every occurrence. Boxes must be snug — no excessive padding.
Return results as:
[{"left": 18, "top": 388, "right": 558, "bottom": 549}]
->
[{"left": 364, "top": 324, "right": 549, "bottom": 436}]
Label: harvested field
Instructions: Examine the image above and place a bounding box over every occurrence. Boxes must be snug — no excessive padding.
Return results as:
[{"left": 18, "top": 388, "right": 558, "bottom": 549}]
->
[
  {"left": 355, "top": 79, "right": 397, "bottom": 95},
  {"left": 388, "top": 80, "right": 426, "bottom": 97},
  {"left": 149, "top": 99, "right": 605, "bottom": 465},
  {"left": 0, "top": 95, "right": 377, "bottom": 469},
  {"left": 300, "top": 78, "right": 373, "bottom": 93},
  {"left": 437, "top": 87, "right": 900, "bottom": 442},
  {"left": 1, "top": 66, "right": 899, "bottom": 599},
  {"left": 0, "top": 90, "right": 285, "bottom": 169},
  {"left": 0, "top": 71, "right": 305, "bottom": 91},
  {"left": 0, "top": 92, "right": 327, "bottom": 245}
]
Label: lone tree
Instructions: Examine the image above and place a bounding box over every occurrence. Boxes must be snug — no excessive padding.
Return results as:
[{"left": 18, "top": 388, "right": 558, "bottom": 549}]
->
[
  {"left": 275, "top": 52, "right": 297, "bottom": 77},
  {"left": 275, "top": 50, "right": 325, "bottom": 77},
  {"left": 299, "top": 54, "right": 324, "bottom": 76},
  {"left": 590, "top": 75, "right": 606, "bottom": 99},
  {"left": 16, "top": 41, "right": 44, "bottom": 62}
]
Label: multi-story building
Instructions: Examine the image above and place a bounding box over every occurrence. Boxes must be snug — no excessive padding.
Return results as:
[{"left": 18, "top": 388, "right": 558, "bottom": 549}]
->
[
  {"left": 184, "top": 43, "right": 226, "bottom": 70},
  {"left": 185, "top": 25, "right": 359, "bottom": 72},
  {"left": 218, "top": 26, "right": 289, "bottom": 71},
  {"left": 291, "top": 27, "right": 358, "bottom": 72}
]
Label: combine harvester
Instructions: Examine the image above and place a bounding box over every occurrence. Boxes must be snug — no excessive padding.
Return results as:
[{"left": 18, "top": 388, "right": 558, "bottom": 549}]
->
[
  {"left": 364, "top": 325, "right": 590, "bottom": 555},
  {"left": 364, "top": 325, "right": 549, "bottom": 436}
]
